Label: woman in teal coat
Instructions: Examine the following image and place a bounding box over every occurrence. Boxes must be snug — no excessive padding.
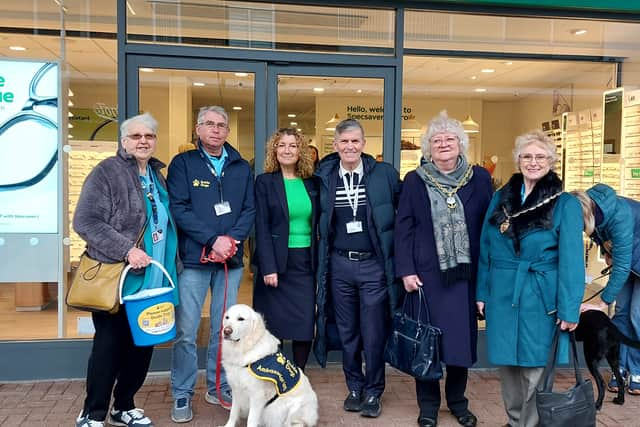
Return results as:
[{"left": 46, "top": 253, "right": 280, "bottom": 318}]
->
[
  {"left": 476, "top": 130, "right": 584, "bottom": 427},
  {"left": 573, "top": 183, "right": 640, "bottom": 394}
]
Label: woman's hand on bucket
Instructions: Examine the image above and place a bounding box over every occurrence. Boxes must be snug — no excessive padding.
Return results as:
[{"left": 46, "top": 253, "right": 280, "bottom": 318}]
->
[{"left": 127, "top": 247, "right": 151, "bottom": 269}]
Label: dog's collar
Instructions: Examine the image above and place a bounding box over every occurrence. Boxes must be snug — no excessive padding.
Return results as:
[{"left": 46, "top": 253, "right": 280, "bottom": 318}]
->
[{"left": 246, "top": 351, "right": 301, "bottom": 397}]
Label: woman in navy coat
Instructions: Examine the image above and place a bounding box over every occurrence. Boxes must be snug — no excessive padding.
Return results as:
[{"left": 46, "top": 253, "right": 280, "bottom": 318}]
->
[
  {"left": 395, "top": 111, "right": 492, "bottom": 427},
  {"left": 253, "top": 128, "right": 319, "bottom": 369}
]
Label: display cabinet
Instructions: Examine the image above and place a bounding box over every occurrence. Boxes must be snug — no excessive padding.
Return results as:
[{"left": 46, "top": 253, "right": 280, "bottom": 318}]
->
[
  {"left": 67, "top": 140, "right": 117, "bottom": 262},
  {"left": 621, "top": 89, "right": 640, "bottom": 199},
  {"left": 561, "top": 109, "right": 601, "bottom": 192}
]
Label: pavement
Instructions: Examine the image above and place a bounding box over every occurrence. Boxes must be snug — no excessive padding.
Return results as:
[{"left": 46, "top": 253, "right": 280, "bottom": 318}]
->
[{"left": 1, "top": 366, "right": 639, "bottom": 426}]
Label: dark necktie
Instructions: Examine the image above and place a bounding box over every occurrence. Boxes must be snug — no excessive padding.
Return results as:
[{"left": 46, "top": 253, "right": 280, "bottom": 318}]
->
[{"left": 351, "top": 172, "right": 359, "bottom": 187}]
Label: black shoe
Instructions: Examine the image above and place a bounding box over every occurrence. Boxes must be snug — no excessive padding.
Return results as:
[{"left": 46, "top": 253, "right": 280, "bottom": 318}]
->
[
  {"left": 360, "top": 395, "right": 382, "bottom": 418},
  {"left": 343, "top": 390, "right": 363, "bottom": 412},
  {"left": 418, "top": 416, "right": 437, "bottom": 427},
  {"left": 455, "top": 410, "right": 477, "bottom": 427}
]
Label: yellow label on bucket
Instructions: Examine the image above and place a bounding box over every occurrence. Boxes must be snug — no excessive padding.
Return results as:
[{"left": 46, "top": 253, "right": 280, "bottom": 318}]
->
[{"left": 137, "top": 302, "right": 175, "bottom": 335}]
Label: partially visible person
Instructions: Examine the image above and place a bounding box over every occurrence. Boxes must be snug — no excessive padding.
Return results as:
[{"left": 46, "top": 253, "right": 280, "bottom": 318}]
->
[
  {"left": 476, "top": 130, "right": 584, "bottom": 427},
  {"left": 73, "top": 112, "right": 180, "bottom": 427},
  {"left": 375, "top": 154, "right": 384, "bottom": 162},
  {"left": 167, "top": 106, "right": 255, "bottom": 423},
  {"left": 253, "top": 128, "right": 319, "bottom": 370},
  {"left": 309, "top": 143, "right": 320, "bottom": 170},
  {"left": 395, "top": 111, "right": 492, "bottom": 427},
  {"left": 573, "top": 184, "right": 640, "bottom": 395},
  {"left": 178, "top": 142, "right": 196, "bottom": 153},
  {"left": 314, "top": 118, "right": 401, "bottom": 418}
]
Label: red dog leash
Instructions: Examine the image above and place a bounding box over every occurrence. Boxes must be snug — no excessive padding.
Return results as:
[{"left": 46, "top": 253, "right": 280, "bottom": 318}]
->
[{"left": 200, "top": 237, "right": 238, "bottom": 410}]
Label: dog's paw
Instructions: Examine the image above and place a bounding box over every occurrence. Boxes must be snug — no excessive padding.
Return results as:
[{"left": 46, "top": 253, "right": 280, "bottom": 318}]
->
[{"left": 613, "top": 396, "right": 625, "bottom": 405}]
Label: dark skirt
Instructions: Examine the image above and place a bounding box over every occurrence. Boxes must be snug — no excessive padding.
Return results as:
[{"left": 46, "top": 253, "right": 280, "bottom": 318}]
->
[{"left": 253, "top": 247, "right": 315, "bottom": 341}]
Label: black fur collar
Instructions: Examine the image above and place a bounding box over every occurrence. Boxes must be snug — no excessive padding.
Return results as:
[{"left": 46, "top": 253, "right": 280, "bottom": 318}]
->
[{"left": 489, "top": 172, "right": 563, "bottom": 253}]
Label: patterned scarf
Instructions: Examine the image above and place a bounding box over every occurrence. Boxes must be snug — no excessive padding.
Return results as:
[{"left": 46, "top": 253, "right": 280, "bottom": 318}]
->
[{"left": 415, "top": 156, "right": 473, "bottom": 285}]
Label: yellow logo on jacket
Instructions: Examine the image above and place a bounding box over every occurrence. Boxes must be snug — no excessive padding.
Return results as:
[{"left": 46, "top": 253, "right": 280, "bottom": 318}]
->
[
  {"left": 247, "top": 351, "right": 301, "bottom": 395},
  {"left": 192, "top": 179, "right": 210, "bottom": 188}
]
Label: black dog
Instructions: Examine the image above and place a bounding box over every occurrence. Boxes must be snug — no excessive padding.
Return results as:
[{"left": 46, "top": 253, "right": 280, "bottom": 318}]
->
[{"left": 574, "top": 310, "right": 640, "bottom": 409}]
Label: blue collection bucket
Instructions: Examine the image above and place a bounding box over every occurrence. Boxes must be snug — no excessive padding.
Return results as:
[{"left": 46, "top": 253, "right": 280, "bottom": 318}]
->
[{"left": 119, "top": 260, "right": 176, "bottom": 347}]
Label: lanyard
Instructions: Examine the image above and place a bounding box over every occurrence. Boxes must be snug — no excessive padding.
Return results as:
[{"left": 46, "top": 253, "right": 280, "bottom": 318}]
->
[
  {"left": 342, "top": 172, "right": 361, "bottom": 220},
  {"left": 198, "top": 147, "right": 225, "bottom": 203},
  {"left": 139, "top": 166, "right": 158, "bottom": 227}
]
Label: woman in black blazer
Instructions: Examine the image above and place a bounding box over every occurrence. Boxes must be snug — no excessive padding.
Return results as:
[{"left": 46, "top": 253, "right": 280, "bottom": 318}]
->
[{"left": 253, "top": 128, "right": 319, "bottom": 369}]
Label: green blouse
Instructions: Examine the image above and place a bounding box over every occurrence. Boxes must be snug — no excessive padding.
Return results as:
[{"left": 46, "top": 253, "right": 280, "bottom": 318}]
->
[{"left": 284, "top": 177, "right": 312, "bottom": 248}]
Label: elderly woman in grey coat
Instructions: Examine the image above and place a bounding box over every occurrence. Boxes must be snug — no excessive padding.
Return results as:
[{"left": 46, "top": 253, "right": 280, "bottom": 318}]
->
[{"left": 73, "top": 113, "right": 179, "bottom": 427}]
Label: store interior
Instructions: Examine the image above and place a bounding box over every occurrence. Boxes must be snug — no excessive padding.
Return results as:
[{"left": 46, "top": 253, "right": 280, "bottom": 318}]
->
[{"left": 1, "top": 1, "right": 639, "bottom": 340}]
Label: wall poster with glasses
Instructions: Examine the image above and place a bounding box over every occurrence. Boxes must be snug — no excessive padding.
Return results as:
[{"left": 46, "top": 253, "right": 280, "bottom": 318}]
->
[{"left": 0, "top": 59, "right": 59, "bottom": 233}]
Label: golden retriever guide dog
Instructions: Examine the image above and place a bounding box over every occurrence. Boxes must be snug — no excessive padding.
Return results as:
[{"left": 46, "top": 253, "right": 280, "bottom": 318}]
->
[{"left": 219, "top": 304, "right": 319, "bottom": 427}]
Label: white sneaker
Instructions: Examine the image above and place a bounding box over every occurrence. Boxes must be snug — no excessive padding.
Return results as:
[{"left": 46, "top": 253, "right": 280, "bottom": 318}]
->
[
  {"left": 108, "top": 408, "right": 153, "bottom": 426},
  {"left": 76, "top": 411, "right": 104, "bottom": 427}
]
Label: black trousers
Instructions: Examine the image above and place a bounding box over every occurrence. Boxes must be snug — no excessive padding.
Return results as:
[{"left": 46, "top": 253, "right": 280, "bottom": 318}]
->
[
  {"left": 416, "top": 365, "right": 469, "bottom": 419},
  {"left": 82, "top": 308, "right": 154, "bottom": 421},
  {"left": 329, "top": 252, "right": 389, "bottom": 397}
]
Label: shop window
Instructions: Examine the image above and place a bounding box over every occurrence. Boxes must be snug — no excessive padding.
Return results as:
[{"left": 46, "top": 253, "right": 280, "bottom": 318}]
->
[
  {"left": 402, "top": 55, "right": 617, "bottom": 183},
  {"left": 0, "top": 0, "right": 118, "bottom": 340},
  {"left": 126, "top": 1, "right": 394, "bottom": 54}
]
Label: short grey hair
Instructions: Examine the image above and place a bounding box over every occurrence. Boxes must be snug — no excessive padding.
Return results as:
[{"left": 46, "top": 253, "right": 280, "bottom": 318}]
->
[
  {"left": 197, "top": 105, "right": 229, "bottom": 125},
  {"left": 420, "top": 110, "right": 469, "bottom": 160},
  {"left": 120, "top": 112, "right": 158, "bottom": 137},
  {"left": 334, "top": 119, "right": 365, "bottom": 140},
  {"left": 513, "top": 129, "right": 558, "bottom": 171}
]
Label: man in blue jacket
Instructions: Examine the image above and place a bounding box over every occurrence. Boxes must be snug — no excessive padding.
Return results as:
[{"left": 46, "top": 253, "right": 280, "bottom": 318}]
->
[
  {"left": 314, "top": 119, "right": 401, "bottom": 418},
  {"left": 167, "top": 106, "right": 255, "bottom": 423}
]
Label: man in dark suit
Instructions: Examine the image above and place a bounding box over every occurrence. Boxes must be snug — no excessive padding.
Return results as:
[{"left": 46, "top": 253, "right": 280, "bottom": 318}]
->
[{"left": 314, "top": 119, "right": 401, "bottom": 418}]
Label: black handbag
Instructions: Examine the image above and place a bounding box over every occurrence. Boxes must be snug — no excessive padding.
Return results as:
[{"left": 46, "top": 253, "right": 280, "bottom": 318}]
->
[
  {"left": 536, "top": 326, "right": 596, "bottom": 427},
  {"left": 384, "top": 287, "right": 443, "bottom": 381}
]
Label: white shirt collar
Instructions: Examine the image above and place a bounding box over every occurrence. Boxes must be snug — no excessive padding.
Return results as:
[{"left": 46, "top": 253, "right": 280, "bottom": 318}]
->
[{"left": 339, "top": 159, "right": 364, "bottom": 178}]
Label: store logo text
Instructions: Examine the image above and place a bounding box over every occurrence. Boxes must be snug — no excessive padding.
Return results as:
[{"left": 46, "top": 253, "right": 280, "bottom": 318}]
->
[{"left": 0, "top": 76, "right": 15, "bottom": 103}]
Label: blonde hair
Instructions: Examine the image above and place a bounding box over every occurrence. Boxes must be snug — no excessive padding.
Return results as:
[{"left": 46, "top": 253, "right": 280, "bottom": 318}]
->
[
  {"left": 571, "top": 190, "right": 596, "bottom": 236},
  {"left": 264, "top": 128, "right": 314, "bottom": 178},
  {"left": 513, "top": 129, "right": 558, "bottom": 171}
]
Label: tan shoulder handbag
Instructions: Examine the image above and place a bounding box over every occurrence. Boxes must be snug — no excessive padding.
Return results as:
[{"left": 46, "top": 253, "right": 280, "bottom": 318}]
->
[
  {"left": 66, "top": 253, "right": 125, "bottom": 314},
  {"left": 66, "top": 224, "right": 147, "bottom": 314}
]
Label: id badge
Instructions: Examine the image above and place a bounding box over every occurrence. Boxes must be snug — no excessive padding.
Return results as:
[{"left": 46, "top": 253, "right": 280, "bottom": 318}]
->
[
  {"left": 214, "top": 201, "right": 232, "bottom": 216},
  {"left": 152, "top": 229, "right": 164, "bottom": 244},
  {"left": 346, "top": 220, "right": 363, "bottom": 234}
]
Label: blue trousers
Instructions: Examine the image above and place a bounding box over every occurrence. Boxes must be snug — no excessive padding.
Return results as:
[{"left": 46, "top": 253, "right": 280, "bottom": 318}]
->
[
  {"left": 170, "top": 266, "right": 243, "bottom": 399},
  {"left": 329, "top": 252, "right": 389, "bottom": 397},
  {"left": 613, "top": 275, "right": 640, "bottom": 376}
]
